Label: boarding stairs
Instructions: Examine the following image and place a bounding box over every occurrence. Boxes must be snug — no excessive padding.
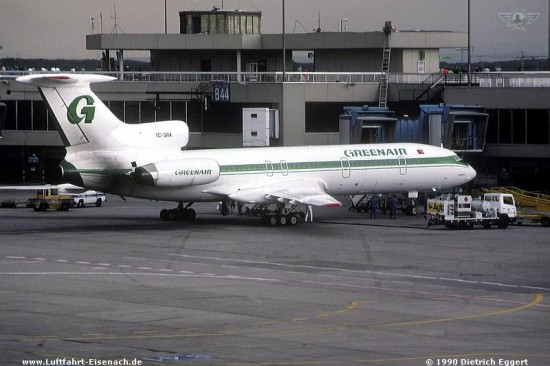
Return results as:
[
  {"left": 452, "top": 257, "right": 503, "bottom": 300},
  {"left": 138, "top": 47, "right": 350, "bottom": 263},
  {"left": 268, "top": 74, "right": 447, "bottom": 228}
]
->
[
  {"left": 398, "top": 73, "right": 445, "bottom": 101},
  {"left": 482, "top": 186, "right": 550, "bottom": 211}
]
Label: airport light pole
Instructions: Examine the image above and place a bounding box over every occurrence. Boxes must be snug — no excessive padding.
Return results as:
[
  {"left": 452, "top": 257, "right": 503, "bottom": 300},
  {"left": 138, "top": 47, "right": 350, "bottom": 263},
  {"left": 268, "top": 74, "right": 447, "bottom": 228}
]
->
[
  {"left": 467, "top": 0, "right": 472, "bottom": 86},
  {"left": 164, "top": 0, "right": 167, "bottom": 34},
  {"left": 282, "top": 0, "right": 286, "bottom": 81}
]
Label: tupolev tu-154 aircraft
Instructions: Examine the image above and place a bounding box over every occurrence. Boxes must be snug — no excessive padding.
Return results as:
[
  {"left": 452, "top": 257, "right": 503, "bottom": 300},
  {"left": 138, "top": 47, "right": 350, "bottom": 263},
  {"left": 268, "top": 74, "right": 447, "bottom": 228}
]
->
[{"left": 16, "top": 74, "right": 476, "bottom": 225}]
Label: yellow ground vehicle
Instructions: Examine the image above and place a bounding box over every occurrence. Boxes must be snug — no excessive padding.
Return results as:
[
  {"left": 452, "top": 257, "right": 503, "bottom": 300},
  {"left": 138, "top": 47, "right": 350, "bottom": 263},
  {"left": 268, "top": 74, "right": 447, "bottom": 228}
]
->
[
  {"left": 517, "top": 212, "right": 550, "bottom": 227},
  {"left": 28, "top": 188, "right": 73, "bottom": 211}
]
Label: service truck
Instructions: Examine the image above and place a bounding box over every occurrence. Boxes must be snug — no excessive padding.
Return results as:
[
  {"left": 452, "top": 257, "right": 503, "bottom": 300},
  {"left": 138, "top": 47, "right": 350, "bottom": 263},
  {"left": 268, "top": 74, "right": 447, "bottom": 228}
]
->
[
  {"left": 426, "top": 193, "right": 516, "bottom": 229},
  {"left": 28, "top": 188, "right": 73, "bottom": 212}
]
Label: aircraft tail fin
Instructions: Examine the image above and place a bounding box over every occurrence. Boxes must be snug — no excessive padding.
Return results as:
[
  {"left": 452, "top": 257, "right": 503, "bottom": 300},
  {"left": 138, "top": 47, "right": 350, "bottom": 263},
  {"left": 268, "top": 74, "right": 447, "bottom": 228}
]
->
[{"left": 16, "top": 74, "right": 119, "bottom": 147}]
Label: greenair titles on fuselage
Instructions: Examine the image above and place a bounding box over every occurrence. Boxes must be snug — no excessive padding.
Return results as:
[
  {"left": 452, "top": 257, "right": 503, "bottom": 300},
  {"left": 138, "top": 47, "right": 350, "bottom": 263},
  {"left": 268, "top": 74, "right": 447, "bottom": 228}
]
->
[
  {"left": 175, "top": 169, "right": 213, "bottom": 176},
  {"left": 344, "top": 148, "right": 407, "bottom": 158}
]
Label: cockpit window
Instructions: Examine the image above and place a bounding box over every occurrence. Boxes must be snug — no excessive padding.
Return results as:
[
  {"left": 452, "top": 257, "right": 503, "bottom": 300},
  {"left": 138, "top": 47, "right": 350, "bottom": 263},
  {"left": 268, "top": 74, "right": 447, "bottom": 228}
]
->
[{"left": 454, "top": 155, "right": 462, "bottom": 162}]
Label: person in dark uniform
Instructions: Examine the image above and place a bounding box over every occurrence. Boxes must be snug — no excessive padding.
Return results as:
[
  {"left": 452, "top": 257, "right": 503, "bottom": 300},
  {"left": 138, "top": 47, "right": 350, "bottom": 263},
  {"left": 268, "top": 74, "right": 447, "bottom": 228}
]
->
[
  {"left": 370, "top": 195, "right": 379, "bottom": 219},
  {"left": 389, "top": 195, "right": 397, "bottom": 219}
]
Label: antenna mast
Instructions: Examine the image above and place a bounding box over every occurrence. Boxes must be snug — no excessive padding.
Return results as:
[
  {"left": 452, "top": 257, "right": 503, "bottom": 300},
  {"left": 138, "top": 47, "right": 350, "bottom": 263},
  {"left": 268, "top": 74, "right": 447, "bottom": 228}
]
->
[
  {"left": 317, "top": 10, "right": 321, "bottom": 32},
  {"left": 110, "top": 3, "right": 124, "bottom": 34}
]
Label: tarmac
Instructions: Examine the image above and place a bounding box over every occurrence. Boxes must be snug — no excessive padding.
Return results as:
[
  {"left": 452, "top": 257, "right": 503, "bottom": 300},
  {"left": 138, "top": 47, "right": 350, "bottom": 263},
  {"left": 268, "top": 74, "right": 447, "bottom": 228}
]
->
[{"left": 1, "top": 191, "right": 549, "bottom": 366}]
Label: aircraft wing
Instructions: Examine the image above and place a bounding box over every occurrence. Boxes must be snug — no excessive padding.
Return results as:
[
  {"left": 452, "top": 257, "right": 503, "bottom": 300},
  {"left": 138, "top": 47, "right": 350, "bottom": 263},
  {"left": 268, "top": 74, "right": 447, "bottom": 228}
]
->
[
  {"left": 206, "top": 179, "right": 342, "bottom": 207},
  {"left": 0, "top": 183, "right": 83, "bottom": 192},
  {"left": 0, "top": 184, "right": 59, "bottom": 191}
]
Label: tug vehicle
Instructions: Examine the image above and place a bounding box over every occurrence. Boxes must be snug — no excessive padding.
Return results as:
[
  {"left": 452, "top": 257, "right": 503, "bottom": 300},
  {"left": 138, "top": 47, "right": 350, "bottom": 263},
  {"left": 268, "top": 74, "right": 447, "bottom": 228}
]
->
[
  {"left": 426, "top": 193, "right": 516, "bottom": 229},
  {"left": 28, "top": 188, "right": 73, "bottom": 212}
]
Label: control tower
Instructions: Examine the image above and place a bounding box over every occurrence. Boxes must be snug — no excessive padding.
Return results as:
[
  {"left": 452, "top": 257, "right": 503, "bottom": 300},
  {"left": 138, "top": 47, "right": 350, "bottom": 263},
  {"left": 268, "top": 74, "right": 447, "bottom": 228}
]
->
[{"left": 180, "top": 8, "right": 262, "bottom": 35}]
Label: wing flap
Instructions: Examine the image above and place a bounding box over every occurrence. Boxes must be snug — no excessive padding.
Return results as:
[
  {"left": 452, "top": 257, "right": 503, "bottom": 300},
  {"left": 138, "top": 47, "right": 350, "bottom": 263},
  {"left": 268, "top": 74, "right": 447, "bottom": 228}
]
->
[{"left": 205, "top": 179, "right": 341, "bottom": 207}]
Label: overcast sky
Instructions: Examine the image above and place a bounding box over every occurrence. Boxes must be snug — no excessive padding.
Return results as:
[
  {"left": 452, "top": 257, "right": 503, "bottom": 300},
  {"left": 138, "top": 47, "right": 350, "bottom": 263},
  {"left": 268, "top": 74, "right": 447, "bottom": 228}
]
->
[{"left": 0, "top": 0, "right": 547, "bottom": 62}]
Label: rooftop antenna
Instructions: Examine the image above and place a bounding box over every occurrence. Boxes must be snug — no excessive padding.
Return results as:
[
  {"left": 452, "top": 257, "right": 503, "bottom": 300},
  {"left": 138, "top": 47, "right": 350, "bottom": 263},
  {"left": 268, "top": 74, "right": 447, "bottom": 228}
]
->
[
  {"left": 293, "top": 20, "right": 308, "bottom": 33},
  {"left": 316, "top": 10, "right": 321, "bottom": 32},
  {"left": 110, "top": 2, "right": 124, "bottom": 34}
]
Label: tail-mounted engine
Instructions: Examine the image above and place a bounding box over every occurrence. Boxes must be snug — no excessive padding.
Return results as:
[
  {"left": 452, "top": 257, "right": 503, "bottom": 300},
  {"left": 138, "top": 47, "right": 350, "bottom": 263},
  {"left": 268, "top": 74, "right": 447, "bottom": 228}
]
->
[{"left": 134, "top": 158, "right": 220, "bottom": 187}]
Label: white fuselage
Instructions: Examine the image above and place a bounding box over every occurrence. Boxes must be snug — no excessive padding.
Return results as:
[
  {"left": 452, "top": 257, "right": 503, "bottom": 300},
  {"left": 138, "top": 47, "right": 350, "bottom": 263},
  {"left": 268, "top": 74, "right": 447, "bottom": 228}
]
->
[{"left": 64, "top": 142, "right": 475, "bottom": 203}]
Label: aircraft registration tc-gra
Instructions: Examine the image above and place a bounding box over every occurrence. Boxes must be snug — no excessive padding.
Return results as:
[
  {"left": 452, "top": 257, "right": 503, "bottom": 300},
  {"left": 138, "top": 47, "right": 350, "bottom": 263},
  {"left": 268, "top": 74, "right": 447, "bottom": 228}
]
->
[{"left": 16, "top": 74, "right": 476, "bottom": 226}]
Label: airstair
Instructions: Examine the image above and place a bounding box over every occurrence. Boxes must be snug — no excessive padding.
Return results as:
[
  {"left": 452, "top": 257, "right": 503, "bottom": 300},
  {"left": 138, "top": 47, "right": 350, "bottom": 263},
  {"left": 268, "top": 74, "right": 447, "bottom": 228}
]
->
[
  {"left": 378, "top": 22, "right": 392, "bottom": 108},
  {"left": 398, "top": 74, "right": 445, "bottom": 101},
  {"left": 482, "top": 187, "right": 550, "bottom": 211}
]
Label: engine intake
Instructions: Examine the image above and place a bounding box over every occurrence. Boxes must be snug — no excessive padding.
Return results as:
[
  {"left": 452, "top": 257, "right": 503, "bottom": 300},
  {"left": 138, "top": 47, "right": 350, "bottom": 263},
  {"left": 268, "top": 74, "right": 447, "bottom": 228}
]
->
[{"left": 134, "top": 158, "right": 220, "bottom": 187}]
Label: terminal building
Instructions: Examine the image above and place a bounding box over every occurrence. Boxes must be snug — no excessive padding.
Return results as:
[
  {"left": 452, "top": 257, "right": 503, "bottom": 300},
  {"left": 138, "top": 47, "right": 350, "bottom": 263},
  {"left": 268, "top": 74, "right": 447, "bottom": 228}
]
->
[{"left": 1, "top": 8, "right": 549, "bottom": 190}]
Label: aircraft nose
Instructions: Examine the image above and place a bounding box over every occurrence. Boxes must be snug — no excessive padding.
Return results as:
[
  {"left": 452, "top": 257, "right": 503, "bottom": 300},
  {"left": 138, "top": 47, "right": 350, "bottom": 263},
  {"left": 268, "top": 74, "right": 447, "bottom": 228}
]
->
[{"left": 467, "top": 164, "right": 477, "bottom": 182}]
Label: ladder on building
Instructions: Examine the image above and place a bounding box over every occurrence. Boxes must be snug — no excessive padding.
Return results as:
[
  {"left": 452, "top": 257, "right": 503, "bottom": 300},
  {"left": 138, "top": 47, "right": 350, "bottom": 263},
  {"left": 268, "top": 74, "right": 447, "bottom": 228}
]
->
[{"left": 378, "top": 22, "right": 392, "bottom": 108}]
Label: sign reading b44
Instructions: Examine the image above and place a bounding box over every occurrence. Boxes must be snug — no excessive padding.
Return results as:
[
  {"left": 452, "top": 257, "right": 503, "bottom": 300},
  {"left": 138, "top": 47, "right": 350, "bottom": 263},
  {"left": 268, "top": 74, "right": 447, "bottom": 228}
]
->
[{"left": 213, "top": 83, "right": 230, "bottom": 103}]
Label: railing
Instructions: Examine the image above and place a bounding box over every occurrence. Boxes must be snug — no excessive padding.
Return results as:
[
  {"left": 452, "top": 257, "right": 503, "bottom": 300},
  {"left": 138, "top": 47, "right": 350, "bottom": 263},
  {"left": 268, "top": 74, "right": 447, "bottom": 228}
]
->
[
  {"left": 3, "top": 69, "right": 550, "bottom": 87},
  {"left": 0, "top": 70, "right": 382, "bottom": 84},
  {"left": 477, "top": 72, "right": 550, "bottom": 88},
  {"left": 122, "top": 71, "right": 385, "bottom": 84}
]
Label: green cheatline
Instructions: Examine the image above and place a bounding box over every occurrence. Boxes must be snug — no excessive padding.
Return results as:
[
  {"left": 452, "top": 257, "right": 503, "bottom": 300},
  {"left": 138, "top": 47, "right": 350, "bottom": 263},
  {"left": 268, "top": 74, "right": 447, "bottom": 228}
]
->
[
  {"left": 61, "top": 155, "right": 466, "bottom": 177},
  {"left": 219, "top": 155, "right": 463, "bottom": 175}
]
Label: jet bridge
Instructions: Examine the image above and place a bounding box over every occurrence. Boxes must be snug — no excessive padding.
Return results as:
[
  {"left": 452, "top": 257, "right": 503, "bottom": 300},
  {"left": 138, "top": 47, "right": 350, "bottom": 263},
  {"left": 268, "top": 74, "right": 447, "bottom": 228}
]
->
[
  {"left": 341, "top": 104, "right": 488, "bottom": 152},
  {"left": 339, "top": 105, "right": 397, "bottom": 144},
  {"left": 0, "top": 102, "right": 6, "bottom": 139},
  {"left": 419, "top": 104, "right": 488, "bottom": 152}
]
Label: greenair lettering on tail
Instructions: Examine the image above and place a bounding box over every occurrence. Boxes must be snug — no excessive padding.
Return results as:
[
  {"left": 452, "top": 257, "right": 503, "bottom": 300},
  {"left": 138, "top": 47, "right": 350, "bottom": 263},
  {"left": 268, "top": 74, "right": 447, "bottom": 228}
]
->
[
  {"left": 67, "top": 95, "right": 96, "bottom": 124},
  {"left": 344, "top": 148, "right": 407, "bottom": 158}
]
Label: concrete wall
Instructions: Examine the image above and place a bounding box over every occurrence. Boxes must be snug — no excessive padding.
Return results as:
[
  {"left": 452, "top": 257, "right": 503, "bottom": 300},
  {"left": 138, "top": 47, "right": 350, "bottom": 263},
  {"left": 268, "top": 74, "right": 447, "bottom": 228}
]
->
[
  {"left": 88, "top": 31, "right": 467, "bottom": 52},
  {"left": 401, "top": 49, "right": 440, "bottom": 74},
  {"left": 445, "top": 87, "right": 550, "bottom": 109},
  {"left": 281, "top": 84, "right": 306, "bottom": 146},
  {"left": 155, "top": 48, "right": 403, "bottom": 73}
]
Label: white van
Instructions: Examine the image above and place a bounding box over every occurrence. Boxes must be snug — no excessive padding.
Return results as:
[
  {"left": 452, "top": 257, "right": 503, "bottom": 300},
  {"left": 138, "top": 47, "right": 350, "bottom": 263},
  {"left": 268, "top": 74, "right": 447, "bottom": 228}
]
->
[{"left": 71, "top": 191, "right": 107, "bottom": 208}]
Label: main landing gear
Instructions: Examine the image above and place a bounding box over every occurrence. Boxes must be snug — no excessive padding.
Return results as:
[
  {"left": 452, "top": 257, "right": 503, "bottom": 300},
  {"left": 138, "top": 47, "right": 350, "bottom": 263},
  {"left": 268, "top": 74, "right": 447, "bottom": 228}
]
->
[
  {"left": 260, "top": 212, "right": 299, "bottom": 226},
  {"left": 159, "top": 201, "right": 308, "bottom": 226},
  {"left": 249, "top": 203, "right": 301, "bottom": 226},
  {"left": 160, "top": 202, "right": 196, "bottom": 222}
]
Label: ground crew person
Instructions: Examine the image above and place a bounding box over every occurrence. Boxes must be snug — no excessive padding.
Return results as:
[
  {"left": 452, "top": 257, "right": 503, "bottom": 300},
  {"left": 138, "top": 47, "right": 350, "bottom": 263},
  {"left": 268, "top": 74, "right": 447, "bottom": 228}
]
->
[
  {"left": 370, "top": 195, "right": 379, "bottom": 219},
  {"left": 389, "top": 195, "right": 397, "bottom": 219}
]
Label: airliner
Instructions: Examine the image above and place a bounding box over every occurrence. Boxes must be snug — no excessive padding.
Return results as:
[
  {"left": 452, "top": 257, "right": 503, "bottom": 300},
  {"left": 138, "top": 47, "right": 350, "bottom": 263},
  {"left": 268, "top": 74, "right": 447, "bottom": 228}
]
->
[{"left": 16, "top": 74, "right": 476, "bottom": 225}]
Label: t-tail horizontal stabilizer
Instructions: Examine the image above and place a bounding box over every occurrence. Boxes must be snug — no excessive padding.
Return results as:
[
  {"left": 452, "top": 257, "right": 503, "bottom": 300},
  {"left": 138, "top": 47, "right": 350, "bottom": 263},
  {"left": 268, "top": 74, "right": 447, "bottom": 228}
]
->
[{"left": 16, "top": 74, "right": 120, "bottom": 147}]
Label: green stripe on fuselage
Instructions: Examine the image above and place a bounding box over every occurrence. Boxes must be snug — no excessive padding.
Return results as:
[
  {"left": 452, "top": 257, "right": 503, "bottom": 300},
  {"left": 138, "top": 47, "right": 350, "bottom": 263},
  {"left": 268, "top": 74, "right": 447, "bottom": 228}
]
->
[{"left": 219, "top": 155, "right": 465, "bottom": 175}]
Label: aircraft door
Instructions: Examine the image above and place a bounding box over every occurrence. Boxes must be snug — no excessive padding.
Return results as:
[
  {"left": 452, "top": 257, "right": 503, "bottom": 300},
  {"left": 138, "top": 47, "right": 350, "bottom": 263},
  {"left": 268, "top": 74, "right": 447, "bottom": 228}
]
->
[
  {"left": 340, "top": 157, "right": 350, "bottom": 178},
  {"left": 398, "top": 156, "right": 407, "bottom": 175},
  {"left": 280, "top": 160, "right": 289, "bottom": 176},
  {"left": 265, "top": 160, "right": 274, "bottom": 177}
]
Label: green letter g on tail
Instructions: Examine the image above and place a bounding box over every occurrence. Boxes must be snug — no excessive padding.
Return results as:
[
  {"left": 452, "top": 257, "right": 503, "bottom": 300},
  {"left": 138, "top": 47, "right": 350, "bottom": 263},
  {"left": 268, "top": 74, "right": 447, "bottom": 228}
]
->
[{"left": 67, "top": 95, "right": 95, "bottom": 124}]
